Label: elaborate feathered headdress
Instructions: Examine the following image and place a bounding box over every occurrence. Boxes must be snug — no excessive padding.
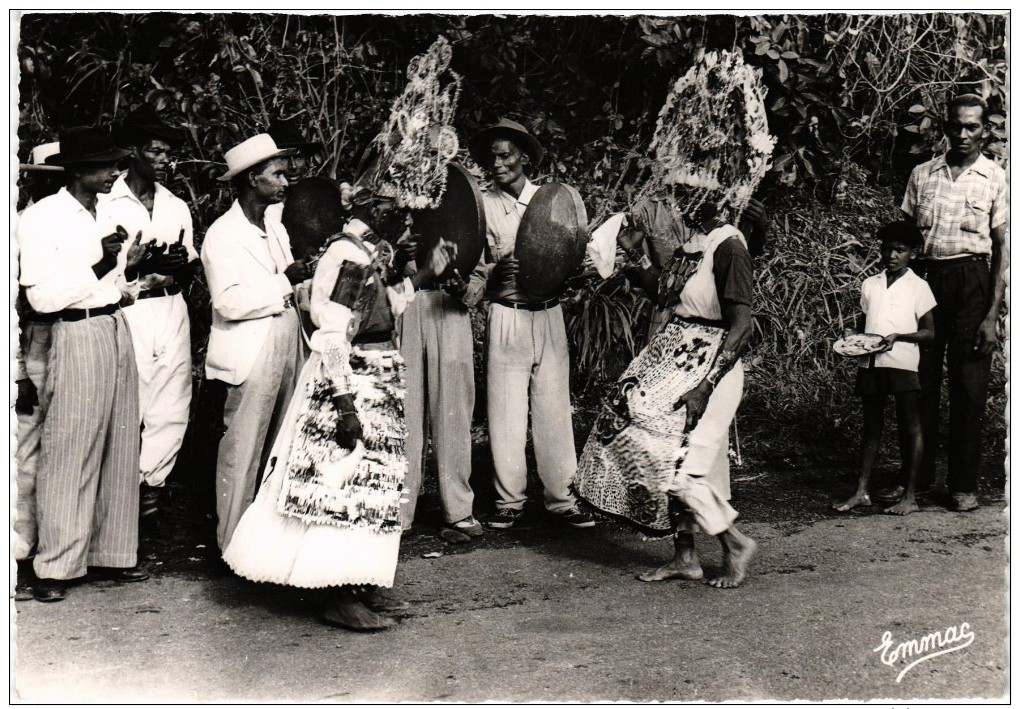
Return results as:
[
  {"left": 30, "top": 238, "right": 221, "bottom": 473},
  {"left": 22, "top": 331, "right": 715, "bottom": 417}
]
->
[
  {"left": 634, "top": 49, "right": 776, "bottom": 226},
  {"left": 354, "top": 36, "right": 462, "bottom": 210}
]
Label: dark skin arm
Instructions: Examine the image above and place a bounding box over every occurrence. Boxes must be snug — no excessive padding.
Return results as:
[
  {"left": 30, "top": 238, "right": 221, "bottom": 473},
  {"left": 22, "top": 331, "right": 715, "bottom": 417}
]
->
[
  {"left": 674, "top": 301, "right": 752, "bottom": 432},
  {"left": 618, "top": 225, "right": 662, "bottom": 296},
  {"left": 975, "top": 223, "right": 1006, "bottom": 355},
  {"left": 332, "top": 392, "right": 363, "bottom": 450}
]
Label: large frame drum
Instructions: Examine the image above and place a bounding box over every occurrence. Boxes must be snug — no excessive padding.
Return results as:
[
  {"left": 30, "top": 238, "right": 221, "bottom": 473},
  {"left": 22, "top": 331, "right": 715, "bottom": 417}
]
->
[{"left": 516, "top": 182, "right": 589, "bottom": 298}]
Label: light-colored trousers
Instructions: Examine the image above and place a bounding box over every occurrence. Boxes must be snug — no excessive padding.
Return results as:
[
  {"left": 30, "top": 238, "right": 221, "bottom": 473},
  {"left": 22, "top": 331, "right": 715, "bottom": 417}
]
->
[
  {"left": 400, "top": 291, "right": 476, "bottom": 527},
  {"left": 34, "top": 313, "right": 140, "bottom": 580},
  {"left": 215, "top": 310, "right": 300, "bottom": 551},
  {"left": 123, "top": 292, "right": 192, "bottom": 488},
  {"left": 666, "top": 363, "right": 744, "bottom": 536},
  {"left": 15, "top": 321, "right": 52, "bottom": 560},
  {"left": 487, "top": 303, "right": 577, "bottom": 514}
]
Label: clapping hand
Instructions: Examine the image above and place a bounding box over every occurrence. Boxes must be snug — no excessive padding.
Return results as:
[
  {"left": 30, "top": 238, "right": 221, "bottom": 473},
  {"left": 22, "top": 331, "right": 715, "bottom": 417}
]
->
[{"left": 284, "top": 258, "right": 312, "bottom": 285}]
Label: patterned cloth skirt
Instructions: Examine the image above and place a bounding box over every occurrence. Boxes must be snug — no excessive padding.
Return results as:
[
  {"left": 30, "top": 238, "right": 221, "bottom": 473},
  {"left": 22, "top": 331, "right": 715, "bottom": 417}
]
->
[
  {"left": 223, "top": 346, "right": 406, "bottom": 589},
  {"left": 574, "top": 318, "right": 742, "bottom": 536}
]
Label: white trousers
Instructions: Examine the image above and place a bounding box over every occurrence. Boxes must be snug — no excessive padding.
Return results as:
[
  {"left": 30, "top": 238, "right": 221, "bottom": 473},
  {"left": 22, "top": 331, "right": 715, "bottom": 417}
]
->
[
  {"left": 123, "top": 292, "right": 192, "bottom": 488},
  {"left": 400, "top": 291, "right": 476, "bottom": 526},
  {"left": 215, "top": 310, "right": 301, "bottom": 551},
  {"left": 15, "top": 321, "right": 52, "bottom": 560},
  {"left": 487, "top": 304, "right": 577, "bottom": 513}
]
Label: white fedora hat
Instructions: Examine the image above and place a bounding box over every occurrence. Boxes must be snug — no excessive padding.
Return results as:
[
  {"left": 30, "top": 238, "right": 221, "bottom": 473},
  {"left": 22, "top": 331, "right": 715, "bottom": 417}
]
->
[
  {"left": 19, "top": 141, "right": 64, "bottom": 172},
  {"left": 218, "top": 134, "right": 295, "bottom": 182}
]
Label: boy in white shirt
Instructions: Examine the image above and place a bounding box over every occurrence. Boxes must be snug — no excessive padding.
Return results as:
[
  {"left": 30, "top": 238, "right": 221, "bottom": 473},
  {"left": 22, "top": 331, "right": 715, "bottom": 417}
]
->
[{"left": 834, "top": 221, "right": 936, "bottom": 515}]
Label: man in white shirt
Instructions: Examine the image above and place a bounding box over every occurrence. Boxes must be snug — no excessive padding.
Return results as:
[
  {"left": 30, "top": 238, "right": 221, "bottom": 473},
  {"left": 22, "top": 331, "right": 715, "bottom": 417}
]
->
[
  {"left": 467, "top": 119, "right": 594, "bottom": 530},
  {"left": 18, "top": 126, "right": 155, "bottom": 602},
  {"left": 105, "top": 105, "right": 197, "bottom": 522},
  {"left": 201, "top": 134, "right": 309, "bottom": 550}
]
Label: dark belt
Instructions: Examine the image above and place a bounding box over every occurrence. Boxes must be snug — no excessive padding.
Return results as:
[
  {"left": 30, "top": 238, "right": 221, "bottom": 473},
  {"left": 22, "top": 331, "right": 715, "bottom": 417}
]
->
[
  {"left": 353, "top": 331, "right": 394, "bottom": 345},
  {"left": 493, "top": 298, "right": 560, "bottom": 312},
  {"left": 917, "top": 255, "right": 988, "bottom": 268},
  {"left": 137, "top": 284, "right": 182, "bottom": 300},
  {"left": 54, "top": 303, "right": 120, "bottom": 322},
  {"left": 672, "top": 314, "right": 726, "bottom": 329}
]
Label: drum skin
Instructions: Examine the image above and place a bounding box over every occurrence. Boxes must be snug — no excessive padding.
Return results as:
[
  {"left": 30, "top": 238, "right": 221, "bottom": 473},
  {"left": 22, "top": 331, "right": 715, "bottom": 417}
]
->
[
  {"left": 516, "top": 183, "right": 589, "bottom": 298},
  {"left": 411, "top": 162, "right": 486, "bottom": 279}
]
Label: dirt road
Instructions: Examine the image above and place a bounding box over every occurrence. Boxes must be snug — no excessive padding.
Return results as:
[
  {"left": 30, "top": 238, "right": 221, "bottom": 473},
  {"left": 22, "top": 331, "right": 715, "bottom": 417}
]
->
[{"left": 12, "top": 500, "right": 1007, "bottom": 702}]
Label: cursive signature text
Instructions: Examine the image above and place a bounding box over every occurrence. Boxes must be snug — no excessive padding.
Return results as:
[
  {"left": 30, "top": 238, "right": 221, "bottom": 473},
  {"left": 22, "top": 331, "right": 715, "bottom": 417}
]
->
[{"left": 874, "top": 622, "right": 975, "bottom": 683}]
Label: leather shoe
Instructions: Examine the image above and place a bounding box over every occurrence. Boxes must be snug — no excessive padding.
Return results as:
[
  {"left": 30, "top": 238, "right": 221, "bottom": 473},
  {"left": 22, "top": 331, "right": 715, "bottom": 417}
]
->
[
  {"left": 32, "top": 578, "right": 66, "bottom": 603},
  {"left": 88, "top": 565, "right": 149, "bottom": 582},
  {"left": 950, "top": 492, "right": 980, "bottom": 512}
]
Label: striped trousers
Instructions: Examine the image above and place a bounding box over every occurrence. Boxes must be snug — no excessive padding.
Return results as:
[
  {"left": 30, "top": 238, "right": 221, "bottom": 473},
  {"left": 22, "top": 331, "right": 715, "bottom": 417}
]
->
[{"left": 34, "top": 312, "right": 140, "bottom": 580}]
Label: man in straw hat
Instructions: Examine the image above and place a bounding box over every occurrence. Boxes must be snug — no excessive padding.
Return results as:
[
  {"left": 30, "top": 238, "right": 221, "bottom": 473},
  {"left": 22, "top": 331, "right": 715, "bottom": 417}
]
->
[
  {"left": 105, "top": 104, "right": 197, "bottom": 524},
  {"left": 467, "top": 118, "right": 595, "bottom": 530},
  {"left": 201, "top": 133, "right": 309, "bottom": 550},
  {"left": 18, "top": 126, "right": 157, "bottom": 602},
  {"left": 14, "top": 140, "right": 64, "bottom": 600}
]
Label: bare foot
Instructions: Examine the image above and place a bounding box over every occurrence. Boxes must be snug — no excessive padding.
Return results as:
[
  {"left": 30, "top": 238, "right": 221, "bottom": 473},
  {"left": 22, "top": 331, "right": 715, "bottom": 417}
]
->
[
  {"left": 638, "top": 557, "right": 704, "bottom": 582},
  {"left": 707, "top": 536, "right": 757, "bottom": 589},
  {"left": 832, "top": 493, "right": 871, "bottom": 512},
  {"left": 884, "top": 496, "right": 919, "bottom": 515},
  {"left": 322, "top": 597, "right": 396, "bottom": 631},
  {"left": 359, "top": 587, "right": 411, "bottom": 613}
]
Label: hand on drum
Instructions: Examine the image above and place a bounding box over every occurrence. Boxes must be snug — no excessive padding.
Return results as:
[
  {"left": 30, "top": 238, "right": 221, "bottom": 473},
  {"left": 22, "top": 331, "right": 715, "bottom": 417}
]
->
[
  {"left": 424, "top": 238, "right": 457, "bottom": 278},
  {"left": 491, "top": 255, "right": 519, "bottom": 284}
]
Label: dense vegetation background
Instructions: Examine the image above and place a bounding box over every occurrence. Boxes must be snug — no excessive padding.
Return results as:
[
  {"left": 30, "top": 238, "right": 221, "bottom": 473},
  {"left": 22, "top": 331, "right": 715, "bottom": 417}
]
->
[{"left": 16, "top": 12, "right": 1008, "bottom": 481}]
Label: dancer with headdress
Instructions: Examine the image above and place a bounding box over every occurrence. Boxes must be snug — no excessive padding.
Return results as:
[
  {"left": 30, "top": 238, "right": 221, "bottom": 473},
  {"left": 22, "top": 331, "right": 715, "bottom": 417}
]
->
[
  {"left": 223, "top": 37, "right": 462, "bottom": 631},
  {"left": 577, "top": 50, "right": 775, "bottom": 588}
]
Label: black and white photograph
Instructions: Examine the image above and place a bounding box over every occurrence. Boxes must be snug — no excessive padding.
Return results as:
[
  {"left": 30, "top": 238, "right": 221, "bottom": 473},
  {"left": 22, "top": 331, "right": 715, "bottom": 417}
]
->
[{"left": 10, "top": 9, "right": 1009, "bottom": 703}]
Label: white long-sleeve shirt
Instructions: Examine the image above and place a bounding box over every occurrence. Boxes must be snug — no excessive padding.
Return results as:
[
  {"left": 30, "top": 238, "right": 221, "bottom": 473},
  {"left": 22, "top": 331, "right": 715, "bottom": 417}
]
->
[
  {"left": 18, "top": 188, "right": 137, "bottom": 313},
  {"left": 98, "top": 175, "right": 197, "bottom": 293}
]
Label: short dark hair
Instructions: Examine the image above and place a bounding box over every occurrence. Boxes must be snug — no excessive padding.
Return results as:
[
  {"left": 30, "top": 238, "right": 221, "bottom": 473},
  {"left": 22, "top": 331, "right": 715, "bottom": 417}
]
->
[
  {"left": 947, "top": 93, "right": 988, "bottom": 123},
  {"left": 877, "top": 220, "right": 923, "bottom": 249}
]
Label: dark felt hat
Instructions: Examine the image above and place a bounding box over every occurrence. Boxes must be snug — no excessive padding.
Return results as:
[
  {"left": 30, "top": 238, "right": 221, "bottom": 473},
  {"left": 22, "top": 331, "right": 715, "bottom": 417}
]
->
[
  {"left": 47, "top": 126, "right": 131, "bottom": 166},
  {"left": 468, "top": 118, "right": 545, "bottom": 169},
  {"left": 268, "top": 118, "right": 323, "bottom": 157},
  {"left": 115, "top": 104, "right": 186, "bottom": 147}
]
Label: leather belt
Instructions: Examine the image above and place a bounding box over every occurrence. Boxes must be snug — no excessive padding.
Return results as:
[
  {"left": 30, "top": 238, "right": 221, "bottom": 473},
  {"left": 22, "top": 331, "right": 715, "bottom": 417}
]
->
[
  {"left": 24, "top": 311, "right": 59, "bottom": 324},
  {"left": 917, "top": 255, "right": 988, "bottom": 268},
  {"left": 137, "top": 284, "right": 182, "bottom": 300},
  {"left": 55, "top": 303, "right": 120, "bottom": 322},
  {"left": 493, "top": 298, "right": 560, "bottom": 312}
]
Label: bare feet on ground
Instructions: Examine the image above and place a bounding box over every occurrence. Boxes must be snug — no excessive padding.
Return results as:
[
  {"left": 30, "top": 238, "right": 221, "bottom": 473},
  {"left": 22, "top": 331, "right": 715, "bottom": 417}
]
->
[
  {"left": 707, "top": 536, "right": 757, "bottom": 589},
  {"left": 884, "top": 496, "right": 919, "bottom": 515},
  {"left": 832, "top": 493, "right": 871, "bottom": 512},
  {"left": 638, "top": 556, "right": 705, "bottom": 582},
  {"left": 322, "top": 598, "right": 396, "bottom": 631}
]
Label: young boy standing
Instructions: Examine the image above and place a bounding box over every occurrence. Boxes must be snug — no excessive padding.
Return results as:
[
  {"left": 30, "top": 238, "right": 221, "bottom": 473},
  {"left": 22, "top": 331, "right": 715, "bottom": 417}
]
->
[{"left": 834, "top": 221, "right": 936, "bottom": 515}]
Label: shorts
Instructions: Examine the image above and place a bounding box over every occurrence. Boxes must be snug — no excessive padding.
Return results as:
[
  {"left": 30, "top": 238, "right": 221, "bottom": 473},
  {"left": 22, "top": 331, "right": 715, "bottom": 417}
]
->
[{"left": 855, "top": 366, "right": 921, "bottom": 397}]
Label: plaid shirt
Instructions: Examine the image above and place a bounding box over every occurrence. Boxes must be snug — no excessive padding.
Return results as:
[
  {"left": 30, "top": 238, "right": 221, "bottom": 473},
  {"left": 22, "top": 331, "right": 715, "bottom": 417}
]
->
[{"left": 901, "top": 153, "right": 1007, "bottom": 260}]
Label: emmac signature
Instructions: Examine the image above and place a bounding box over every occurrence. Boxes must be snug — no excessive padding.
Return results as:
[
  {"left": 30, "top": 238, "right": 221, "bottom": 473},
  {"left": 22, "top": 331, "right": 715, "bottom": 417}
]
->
[{"left": 874, "top": 622, "right": 975, "bottom": 683}]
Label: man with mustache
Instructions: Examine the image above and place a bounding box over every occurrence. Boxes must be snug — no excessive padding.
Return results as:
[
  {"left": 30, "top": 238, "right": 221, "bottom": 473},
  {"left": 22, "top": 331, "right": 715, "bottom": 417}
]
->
[
  {"left": 201, "top": 134, "right": 310, "bottom": 550},
  {"left": 104, "top": 104, "right": 197, "bottom": 523},
  {"left": 899, "top": 93, "right": 1007, "bottom": 512}
]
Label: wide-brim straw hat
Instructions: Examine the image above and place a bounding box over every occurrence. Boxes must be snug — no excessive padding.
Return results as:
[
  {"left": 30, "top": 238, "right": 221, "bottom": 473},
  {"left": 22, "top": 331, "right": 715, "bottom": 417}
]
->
[
  {"left": 115, "top": 103, "right": 186, "bottom": 148},
  {"left": 217, "top": 134, "right": 297, "bottom": 182},
  {"left": 268, "top": 118, "right": 323, "bottom": 157},
  {"left": 20, "top": 141, "right": 63, "bottom": 172},
  {"left": 46, "top": 127, "right": 131, "bottom": 166},
  {"left": 468, "top": 118, "right": 545, "bottom": 168}
]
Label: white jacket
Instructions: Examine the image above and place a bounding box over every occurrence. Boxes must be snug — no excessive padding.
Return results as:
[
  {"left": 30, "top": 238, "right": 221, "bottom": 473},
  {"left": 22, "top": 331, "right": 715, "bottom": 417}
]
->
[{"left": 201, "top": 200, "right": 296, "bottom": 385}]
